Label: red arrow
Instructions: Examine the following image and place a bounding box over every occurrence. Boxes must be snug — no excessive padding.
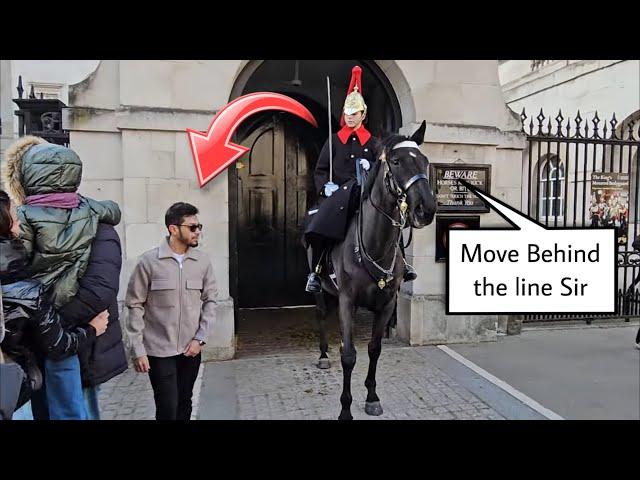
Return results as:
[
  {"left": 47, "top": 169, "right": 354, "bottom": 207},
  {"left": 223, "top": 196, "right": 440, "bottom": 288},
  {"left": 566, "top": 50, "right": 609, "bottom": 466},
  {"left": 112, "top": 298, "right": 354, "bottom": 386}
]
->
[{"left": 187, "top": 92, "right": 318, "bottom": 187}]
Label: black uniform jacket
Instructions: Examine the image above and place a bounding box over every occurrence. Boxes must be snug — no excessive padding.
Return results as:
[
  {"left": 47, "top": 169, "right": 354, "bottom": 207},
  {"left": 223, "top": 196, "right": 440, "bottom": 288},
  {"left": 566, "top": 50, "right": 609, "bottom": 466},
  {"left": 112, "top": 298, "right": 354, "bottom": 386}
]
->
[{"left": 304, "top": 126, "right": 382, "bottom": 242}]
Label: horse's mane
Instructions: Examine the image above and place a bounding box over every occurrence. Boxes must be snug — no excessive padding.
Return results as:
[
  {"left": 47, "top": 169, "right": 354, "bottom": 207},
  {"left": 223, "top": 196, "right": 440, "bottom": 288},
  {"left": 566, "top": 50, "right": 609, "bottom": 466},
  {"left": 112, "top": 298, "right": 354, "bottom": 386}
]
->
[{"left": 361, "top": 133, "right": 410, "bottom": 200}]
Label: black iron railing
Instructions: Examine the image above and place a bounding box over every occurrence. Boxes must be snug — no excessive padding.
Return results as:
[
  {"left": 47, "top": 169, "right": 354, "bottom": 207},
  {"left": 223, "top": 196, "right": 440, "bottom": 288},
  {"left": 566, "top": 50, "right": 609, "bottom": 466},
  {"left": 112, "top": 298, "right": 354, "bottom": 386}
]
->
[{"left": 521, "top": 108, "right": 639, "bottom": 323}]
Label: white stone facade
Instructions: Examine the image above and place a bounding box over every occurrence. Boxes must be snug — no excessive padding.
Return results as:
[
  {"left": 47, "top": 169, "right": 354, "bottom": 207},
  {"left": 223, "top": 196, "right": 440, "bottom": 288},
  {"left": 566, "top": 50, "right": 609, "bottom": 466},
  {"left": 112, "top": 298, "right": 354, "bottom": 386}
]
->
[
  {"left": 500, "top": 60, "right": 640, "bottom": 130},
  {"left": 3, "top": 60, "right": 529, "bottom": 358}
]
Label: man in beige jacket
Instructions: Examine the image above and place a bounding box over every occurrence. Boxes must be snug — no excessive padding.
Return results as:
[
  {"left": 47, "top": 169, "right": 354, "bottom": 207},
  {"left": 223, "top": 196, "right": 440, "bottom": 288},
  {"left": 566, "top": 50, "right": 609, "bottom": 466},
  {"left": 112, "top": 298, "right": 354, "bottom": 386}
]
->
[{"left": 126, "top": 202, "right": 217, "bottom": 420}]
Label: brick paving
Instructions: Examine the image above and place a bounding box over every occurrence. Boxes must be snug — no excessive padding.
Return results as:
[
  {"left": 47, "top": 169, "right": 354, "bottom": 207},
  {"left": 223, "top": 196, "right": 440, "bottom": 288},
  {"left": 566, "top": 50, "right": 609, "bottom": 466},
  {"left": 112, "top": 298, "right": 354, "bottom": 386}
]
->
[
  {"left": 99, "top": 344, "right": 505, "bottom": 420},
  {"left": 98, "top": 307, "right": 507, "bottom": 420},
  {"left": 99, "top": 363, "right": 204, "bottom": 420},
  {"left": 230, "top": 346, "right": 505, "bottom": 420}
]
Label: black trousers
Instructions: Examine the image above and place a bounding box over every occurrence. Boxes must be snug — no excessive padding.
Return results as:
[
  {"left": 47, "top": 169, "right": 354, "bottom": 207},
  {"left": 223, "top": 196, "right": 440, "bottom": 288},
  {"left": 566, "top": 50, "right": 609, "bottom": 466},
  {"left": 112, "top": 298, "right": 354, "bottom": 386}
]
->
[
  {"left": 306, "top": 234, "right": 328, "bottom": 273},
  {"left": 148, "top": 354, "right": 201, "bottom": 421}
]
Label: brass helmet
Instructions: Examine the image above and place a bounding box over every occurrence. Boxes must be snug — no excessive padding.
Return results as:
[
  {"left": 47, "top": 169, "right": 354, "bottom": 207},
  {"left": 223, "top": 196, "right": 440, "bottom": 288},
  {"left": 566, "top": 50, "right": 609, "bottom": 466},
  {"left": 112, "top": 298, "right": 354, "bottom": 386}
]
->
[{"left": 343, "top": 66, "right": 367, "bottom": 117}]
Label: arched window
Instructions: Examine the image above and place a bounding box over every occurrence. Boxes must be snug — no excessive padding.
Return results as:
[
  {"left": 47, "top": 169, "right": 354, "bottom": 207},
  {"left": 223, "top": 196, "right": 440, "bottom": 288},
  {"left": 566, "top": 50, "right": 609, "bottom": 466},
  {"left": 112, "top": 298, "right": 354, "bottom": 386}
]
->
[{"left": 537, "top": 155, "right": 565, "bottom": 221}]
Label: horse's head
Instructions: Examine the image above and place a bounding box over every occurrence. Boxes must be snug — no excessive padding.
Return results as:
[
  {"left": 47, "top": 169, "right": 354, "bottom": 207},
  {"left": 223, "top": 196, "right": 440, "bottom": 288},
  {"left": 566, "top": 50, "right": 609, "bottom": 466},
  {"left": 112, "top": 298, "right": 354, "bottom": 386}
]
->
[{"left": 379, "top": 121, "right": 437, "bottom": 228}]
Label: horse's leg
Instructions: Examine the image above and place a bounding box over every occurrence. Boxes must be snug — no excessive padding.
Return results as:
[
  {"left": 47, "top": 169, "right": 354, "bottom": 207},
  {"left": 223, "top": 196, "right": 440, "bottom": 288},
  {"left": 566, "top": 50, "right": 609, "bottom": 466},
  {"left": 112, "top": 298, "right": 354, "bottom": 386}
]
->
[
  {"left": 338, "top": 293, "right": 357, "bottom": 421},
  {"left": 316, "top": 292, "right": 331, "bottom": 369},
  {"left": 384, "top": 300, "right": 398, "bottom": 339},
  {"left": 364, "top": 298, "right": 395, "bottom": 416}
]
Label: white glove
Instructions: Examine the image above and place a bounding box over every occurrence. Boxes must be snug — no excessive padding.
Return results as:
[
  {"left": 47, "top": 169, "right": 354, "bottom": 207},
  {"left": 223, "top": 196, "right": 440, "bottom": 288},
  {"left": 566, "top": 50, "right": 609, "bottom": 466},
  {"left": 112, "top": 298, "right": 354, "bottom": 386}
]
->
[
  {"left": 359, "top": 158, "right": 370, "bottom": 171},
  {"left": 323, "top": 182, "right": 339, "bottom": 197}
]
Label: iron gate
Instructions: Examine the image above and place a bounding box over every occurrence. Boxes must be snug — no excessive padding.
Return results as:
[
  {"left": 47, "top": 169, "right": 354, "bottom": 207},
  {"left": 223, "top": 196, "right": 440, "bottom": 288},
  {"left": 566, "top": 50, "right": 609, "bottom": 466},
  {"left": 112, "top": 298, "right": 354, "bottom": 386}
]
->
[{"left": 521, "top": 108, "right": 640, "bottom": 323}]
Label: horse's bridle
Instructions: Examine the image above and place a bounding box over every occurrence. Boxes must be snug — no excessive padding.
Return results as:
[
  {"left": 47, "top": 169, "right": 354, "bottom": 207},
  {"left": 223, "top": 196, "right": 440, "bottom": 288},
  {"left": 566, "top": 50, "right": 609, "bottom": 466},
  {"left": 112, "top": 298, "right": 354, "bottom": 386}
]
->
[
  {"left": 387, "top": 171, "right": 429, "bottom": 197},
  {"left": 372, "top": 143, "right": 430, "bottom": 227},
  {"left": 356, "top": 142, "right": 430, "bottom": 288}
]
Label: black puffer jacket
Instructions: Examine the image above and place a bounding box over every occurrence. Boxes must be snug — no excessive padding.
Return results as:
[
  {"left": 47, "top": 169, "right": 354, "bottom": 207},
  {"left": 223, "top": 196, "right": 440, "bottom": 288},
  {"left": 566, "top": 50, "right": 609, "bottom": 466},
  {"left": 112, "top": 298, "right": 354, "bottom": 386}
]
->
[
  {"left": 58, "top": 224, "right": 127, "bottom": 387},
  {"left": 0, "top": 237, "right": 97, "bottom": 406}
]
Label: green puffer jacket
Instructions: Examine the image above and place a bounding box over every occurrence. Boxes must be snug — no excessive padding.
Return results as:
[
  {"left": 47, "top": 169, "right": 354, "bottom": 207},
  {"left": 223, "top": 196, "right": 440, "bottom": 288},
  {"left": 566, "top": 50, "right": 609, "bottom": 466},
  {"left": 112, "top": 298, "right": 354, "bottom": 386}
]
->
[{"left": 2, "top": 136, "right": 121, "bottom": 308}]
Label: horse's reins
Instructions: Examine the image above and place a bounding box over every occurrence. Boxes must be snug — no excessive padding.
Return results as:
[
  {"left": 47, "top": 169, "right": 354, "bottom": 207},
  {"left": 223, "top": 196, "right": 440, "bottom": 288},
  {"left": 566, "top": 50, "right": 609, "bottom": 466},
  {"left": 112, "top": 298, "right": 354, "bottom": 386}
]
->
[{"left": 356, "top": 141, "right": 428, "bottom": 289}]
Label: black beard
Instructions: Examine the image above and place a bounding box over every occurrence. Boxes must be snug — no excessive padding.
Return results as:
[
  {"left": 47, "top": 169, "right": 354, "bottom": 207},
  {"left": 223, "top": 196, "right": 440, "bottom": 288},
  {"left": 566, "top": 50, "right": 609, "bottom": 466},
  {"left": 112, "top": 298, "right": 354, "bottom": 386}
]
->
[{"left": 177, "top": 230, "right": 194, "bottom": 248}]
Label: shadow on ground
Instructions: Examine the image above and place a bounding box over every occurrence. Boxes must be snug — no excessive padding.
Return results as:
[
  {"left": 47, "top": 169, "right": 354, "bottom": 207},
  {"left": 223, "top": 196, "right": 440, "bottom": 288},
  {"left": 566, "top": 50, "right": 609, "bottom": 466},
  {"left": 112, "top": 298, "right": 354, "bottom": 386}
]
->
[{"left": 236, "top": 307, "right": 404, "bottom": 358}]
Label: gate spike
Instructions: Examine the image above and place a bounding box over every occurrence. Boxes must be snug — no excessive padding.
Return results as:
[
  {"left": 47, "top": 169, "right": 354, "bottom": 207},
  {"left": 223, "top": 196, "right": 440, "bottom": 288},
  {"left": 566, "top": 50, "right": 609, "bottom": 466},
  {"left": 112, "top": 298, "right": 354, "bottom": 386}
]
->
[
  {"left": 609, "top": 113, "right": 618, "bottom": 140},
  {"left": 16, "top": 75, "right": 24, "bottom": 99},
  {"left": 555, "top": 109, "right": 564, "bottom": 137},
  {"left": 574, "top": 110, "right": 583, "bottom": 138},
  {"left": 536, "top": 108, "right": 545, "bottom": 135},
  {"left": 592, "top": 111, "right": 600, "bottom": 139},
  {"left": 520, "top": 108, "right": 527, "bottom": 133}
]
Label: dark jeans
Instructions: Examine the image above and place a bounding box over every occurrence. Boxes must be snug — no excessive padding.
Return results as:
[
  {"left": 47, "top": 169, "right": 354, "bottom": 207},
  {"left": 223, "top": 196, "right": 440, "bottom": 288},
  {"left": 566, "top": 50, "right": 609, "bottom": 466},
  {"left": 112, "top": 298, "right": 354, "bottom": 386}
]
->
[{"left": 148, "top": 354, "right": 201, "bottom": 421}]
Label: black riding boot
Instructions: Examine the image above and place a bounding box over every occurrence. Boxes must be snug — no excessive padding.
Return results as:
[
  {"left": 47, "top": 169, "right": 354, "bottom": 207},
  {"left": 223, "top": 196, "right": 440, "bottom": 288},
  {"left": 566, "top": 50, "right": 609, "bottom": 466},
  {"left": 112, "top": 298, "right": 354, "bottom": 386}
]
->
[
  {"left": 305, "top": 272, "right": 321, "bottom": 293},
  {"left": 402, "top": 257, "right": 417, "bottom": 282},
  {"left": 398, "top": 239, "right": 417, "bottom": 282},
  {"left": 305, "top": 241, "right": 324, "bottom": 293}
]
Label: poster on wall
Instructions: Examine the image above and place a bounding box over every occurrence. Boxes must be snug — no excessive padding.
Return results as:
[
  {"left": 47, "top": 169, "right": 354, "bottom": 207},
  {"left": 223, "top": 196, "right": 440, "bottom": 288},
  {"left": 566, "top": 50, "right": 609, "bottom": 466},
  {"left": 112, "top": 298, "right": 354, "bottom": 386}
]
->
[
  {"left": 430, "top": 163, "right": 491, "bottom": 213},
  {"left": 589, "top": 172, "right": 629, "bottom": 246},
  {"left": 435, "top": 215, "right": 480, "bottom": 262}
]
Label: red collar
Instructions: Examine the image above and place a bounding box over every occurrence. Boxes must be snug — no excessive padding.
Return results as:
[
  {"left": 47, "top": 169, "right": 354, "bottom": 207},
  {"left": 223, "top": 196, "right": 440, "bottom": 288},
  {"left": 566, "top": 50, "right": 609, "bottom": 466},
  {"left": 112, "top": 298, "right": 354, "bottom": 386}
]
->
[{"left": 337, "top": 125, "right": 371, "bottom": 145}]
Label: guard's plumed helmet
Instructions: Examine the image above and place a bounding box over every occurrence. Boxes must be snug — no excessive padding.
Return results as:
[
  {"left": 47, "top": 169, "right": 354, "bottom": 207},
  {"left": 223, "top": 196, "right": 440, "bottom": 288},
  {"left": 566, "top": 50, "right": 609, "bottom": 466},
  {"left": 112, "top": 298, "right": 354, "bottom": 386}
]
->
[{"left": 342, "top": 66, "right": 367, "bottom": 118}]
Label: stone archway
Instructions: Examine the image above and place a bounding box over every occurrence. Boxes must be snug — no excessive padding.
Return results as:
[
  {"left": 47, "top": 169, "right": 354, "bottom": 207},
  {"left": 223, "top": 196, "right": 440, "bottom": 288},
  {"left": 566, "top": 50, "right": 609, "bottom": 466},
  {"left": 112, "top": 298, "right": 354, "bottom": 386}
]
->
[{"left": 227, "top": 60, "right": 408, "bottom": 309}]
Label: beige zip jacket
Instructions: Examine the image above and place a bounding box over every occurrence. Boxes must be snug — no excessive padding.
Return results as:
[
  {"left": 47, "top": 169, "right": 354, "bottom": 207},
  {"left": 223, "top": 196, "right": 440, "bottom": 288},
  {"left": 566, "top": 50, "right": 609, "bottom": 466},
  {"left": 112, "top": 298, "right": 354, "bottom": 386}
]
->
[{"left": 125, "top": 237, "right": 218, "bottom": 358}]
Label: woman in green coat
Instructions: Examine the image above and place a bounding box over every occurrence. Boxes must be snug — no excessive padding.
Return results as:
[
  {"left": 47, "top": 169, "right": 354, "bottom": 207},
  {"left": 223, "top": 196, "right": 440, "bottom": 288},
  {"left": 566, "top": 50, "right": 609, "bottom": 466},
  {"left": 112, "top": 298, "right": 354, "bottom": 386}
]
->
[
  {"left": 2, "top": 135, "right": 121, "bottom": 309},
  {"left": 2, "top": 135, "right": 121, "bottom": 419}
]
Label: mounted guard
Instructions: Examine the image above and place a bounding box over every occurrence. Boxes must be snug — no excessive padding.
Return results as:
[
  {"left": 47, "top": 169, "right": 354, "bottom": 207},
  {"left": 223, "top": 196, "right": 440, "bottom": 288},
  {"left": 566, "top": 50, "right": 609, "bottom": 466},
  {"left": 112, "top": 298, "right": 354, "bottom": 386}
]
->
[{"left": 303, "top": 66, "right": 417, "bottom": 293}]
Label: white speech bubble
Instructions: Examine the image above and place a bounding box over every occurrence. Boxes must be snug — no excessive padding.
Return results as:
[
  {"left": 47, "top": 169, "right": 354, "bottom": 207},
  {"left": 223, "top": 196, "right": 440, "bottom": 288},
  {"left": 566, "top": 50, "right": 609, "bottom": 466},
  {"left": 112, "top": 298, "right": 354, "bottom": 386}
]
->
[{"left": 447, "top": 181, "right": 616, "bottom": 314}]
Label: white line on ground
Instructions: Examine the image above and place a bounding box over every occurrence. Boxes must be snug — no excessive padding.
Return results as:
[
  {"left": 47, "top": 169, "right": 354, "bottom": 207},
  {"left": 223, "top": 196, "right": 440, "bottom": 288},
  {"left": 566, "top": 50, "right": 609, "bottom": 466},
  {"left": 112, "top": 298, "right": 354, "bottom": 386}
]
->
[{"left": 436, "top": 344, "right": 564, "bottom": 420}]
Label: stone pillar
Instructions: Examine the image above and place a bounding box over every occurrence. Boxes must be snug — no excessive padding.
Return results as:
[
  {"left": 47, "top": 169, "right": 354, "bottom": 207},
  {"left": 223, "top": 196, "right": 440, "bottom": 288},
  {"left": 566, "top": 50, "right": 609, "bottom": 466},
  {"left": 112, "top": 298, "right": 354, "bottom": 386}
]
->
[
  {"left": 0, "top": 60, "right": 15, "bottom": 169},
  {"left": 392, "top": 61, "right": 527, "bottom": 345},
  {"left": 63, "top": 60, "right": 240, "bottom": 361}
]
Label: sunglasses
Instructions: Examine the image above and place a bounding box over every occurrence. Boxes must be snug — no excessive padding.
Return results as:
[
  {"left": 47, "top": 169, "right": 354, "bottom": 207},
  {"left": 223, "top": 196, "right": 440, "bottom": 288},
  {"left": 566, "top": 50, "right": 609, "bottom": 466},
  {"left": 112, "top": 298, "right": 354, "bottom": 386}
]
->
[{"left": 178, "top": 223, "right": 203, "bottom": 232}]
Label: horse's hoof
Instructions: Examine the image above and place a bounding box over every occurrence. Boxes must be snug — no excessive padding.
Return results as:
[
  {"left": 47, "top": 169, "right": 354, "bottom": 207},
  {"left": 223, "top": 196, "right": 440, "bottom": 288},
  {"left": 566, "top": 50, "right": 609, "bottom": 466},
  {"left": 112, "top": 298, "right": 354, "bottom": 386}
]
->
[
  {"left": 317, "top": 358, "right": 331, "bottom": 369},
  {"left": 365, "top": 401, "right": 383, "bottom": 416},
  {"left": 338, "top": 411, "right": 353, "bottom": 421}
]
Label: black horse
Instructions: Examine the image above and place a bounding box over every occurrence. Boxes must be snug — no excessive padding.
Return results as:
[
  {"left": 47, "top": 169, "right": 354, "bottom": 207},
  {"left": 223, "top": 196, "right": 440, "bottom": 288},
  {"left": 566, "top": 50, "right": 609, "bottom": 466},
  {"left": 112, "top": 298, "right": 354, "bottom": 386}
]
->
[{"left": 314, "top": 121, "right": 437, "bottom": 420}]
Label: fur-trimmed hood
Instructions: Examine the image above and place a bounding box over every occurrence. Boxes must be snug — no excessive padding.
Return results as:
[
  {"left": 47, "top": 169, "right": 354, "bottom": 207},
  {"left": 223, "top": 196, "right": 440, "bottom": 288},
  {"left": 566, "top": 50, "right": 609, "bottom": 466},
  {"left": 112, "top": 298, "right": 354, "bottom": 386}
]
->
[
  {"left": 1, "top": 136, "right": 82, "bottom": 205},
  {"left": 1, "top": 136, "right": 47, "bottom": 205}
]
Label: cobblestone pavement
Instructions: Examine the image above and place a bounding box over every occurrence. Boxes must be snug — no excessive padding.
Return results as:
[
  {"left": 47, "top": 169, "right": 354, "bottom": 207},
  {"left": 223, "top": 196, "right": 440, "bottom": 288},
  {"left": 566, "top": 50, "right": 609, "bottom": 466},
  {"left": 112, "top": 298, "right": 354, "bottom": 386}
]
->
[
  {"left": 97, "top": 306, "right": 521, "bottom": 421},
  {"left": 229, "top": 345, "right": 506, "bottom": 420},
  {"left": 98, "top": 363, "right": 204, "bottom": 420},
  {"left": 96, "top": 320, "right": 634, "bottom": 420},
  {"left": 98, "top": 344, "right": 506, "bottom": 420}
]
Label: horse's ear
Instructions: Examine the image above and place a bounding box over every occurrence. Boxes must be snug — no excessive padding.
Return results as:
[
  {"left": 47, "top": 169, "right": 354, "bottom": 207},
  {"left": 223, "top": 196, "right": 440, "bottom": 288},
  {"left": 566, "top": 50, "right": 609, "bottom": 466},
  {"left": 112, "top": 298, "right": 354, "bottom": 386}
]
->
[{"left": 410, "top": 120, "right": 427, "bottom": 145}]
